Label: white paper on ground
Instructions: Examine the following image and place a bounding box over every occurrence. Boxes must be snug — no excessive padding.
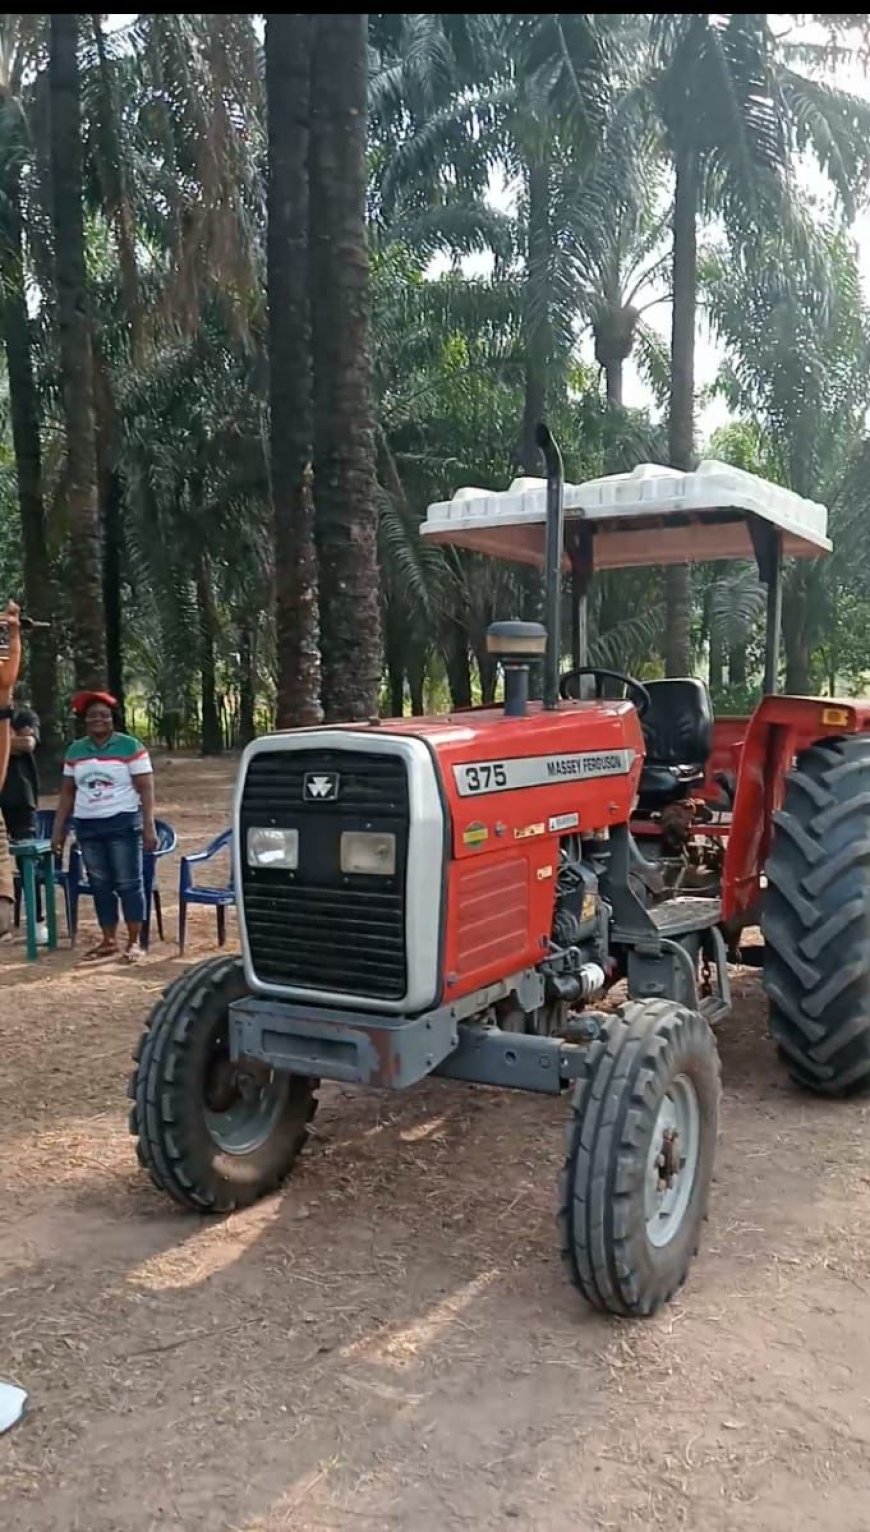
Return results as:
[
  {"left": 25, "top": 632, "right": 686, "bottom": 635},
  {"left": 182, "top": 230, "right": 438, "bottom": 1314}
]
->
[{"left": 0, "top": 1381, "right": 27, "bottom": 1433}]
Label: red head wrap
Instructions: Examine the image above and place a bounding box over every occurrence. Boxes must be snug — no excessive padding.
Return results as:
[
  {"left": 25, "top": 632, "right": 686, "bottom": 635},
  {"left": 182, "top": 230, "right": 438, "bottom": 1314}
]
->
[{"left": 72, "top": 690, "right": 118, "bottom": 718}]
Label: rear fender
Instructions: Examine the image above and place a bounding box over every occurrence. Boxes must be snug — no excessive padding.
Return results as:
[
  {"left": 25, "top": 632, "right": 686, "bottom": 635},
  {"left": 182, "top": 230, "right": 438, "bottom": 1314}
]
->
[
  {"left": 702, "top": 714, "right": 750, "bottom": 808},
  {"left": 722, "top": 696, "right": 870, "bottom": 926}
]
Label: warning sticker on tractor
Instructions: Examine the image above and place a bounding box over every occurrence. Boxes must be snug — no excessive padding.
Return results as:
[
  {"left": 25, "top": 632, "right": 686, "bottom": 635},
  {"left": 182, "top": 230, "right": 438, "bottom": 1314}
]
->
[
  {"left": 453, "top": 749, "right": 635, "bottom": 797},
  {"left": 549, "top": 811, "right": 580, "bottom": 832}
]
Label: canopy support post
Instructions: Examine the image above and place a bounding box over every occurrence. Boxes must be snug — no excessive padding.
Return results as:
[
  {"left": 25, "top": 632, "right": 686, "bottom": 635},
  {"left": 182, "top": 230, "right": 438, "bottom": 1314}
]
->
[
  {"left": 748, "top": 516, "right": 783, "bottom": 696},
  {"left": 566, "top": 520, "right": 594, "bottom": 670}
]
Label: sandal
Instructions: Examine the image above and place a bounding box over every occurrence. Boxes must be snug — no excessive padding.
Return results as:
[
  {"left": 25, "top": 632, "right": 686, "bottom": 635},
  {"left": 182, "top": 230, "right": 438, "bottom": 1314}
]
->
[
  {"left": 82, "top": 940, "right": 119, "bottom": 963},
  {"left": 123, "top": 942, "right": 144, "bottom": 965}
]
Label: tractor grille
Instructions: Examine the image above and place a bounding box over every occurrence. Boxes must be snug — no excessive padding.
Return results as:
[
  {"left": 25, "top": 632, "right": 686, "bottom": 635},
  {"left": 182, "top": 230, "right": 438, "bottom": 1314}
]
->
[{"left": 240, "top": 748, "right": 409, "bottom": 1000}]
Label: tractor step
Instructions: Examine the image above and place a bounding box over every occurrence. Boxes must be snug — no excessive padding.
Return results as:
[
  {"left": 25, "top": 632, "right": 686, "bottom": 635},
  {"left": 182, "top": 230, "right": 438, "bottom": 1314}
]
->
[
  {"left": 648, "top": 896, "right": 721, "bottom": 936},
  {"left": 700, "top": 991, "right": 730, "bottom": 1028}
]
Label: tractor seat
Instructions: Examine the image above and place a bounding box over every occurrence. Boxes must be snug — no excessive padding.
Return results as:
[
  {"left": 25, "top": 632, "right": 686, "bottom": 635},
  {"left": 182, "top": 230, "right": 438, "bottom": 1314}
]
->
[{"left": 637, "top": 678, "right": 713, "bottom": 812}]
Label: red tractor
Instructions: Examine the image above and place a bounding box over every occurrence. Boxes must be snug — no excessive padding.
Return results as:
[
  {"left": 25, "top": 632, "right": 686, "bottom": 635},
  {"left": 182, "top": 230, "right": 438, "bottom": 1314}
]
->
[{"left": 130, "top": 424, "right": 870, "bottom": 1318}]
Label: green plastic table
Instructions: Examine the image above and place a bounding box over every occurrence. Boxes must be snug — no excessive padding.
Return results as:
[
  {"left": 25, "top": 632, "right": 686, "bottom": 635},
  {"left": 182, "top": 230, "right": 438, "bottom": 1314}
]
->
[{"left": 10, "top": 838, "right": 58, "bottom": 961}]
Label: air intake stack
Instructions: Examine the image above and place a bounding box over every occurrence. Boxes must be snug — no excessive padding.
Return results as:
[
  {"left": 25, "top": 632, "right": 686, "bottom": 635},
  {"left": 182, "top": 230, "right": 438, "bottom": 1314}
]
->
[
  {"left": 486, "top": 621, "right": 548, "bottom": 717},
  {"left": 535, "top": 421, "right": 564, "bottom": 710}
]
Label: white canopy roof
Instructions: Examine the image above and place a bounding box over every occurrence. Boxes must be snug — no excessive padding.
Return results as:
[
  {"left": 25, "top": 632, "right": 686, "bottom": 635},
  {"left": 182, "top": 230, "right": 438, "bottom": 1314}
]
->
[{"left": 421, "top": 460, "right": 831, "bottom": 571}]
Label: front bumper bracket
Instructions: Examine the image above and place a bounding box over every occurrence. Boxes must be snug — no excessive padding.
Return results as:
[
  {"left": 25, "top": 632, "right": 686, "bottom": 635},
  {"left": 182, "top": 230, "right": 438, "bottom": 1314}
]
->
[{"left": 229, "top": 971, "right": 593, "bottom": 1095}]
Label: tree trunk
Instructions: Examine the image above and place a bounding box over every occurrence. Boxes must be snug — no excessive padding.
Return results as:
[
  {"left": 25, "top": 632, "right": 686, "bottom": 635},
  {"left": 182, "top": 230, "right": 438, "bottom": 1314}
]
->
[
  {"left": 383, "top": 608, "right": 405, "bottom": 717},
  {"left": 102, "top": 470, "right": 125, "bottom": 715},
  {"left": 709, "top": 626, "right": 724, "bottom": 694},
  {"left": 239, "top": 622, "right": 257, "bottom": 745},
  {"left": 475, "top": 646, "right": 498, "bottom": 706},
  {"left": 783, "top": 587, "right": 811, "bottom": 695},
  {"left": 407, "top": 655, "right": 425, "bottom": 717},
  {"left": 700, "top": 581, "right": 724, "bottom": 693},
  {"left": 605, "top": 359, "right": 623, "bottom": 409},
  {"left": 596, "top": 574, "right": 623, "bottom": 640},
  {"left": 785, "top": 639, "right": 810, "bottom": 695},
  {"left": 50, "top": 13, "right": 106, "bottom": 690},
  {"left": 310, "top": 13, "right": 381, "bottom": 722},
  {"left": 521, "top": 150, "right": 551, "bottom": 473},
  {"left": 91, "top": 14, "right": 141, "bottom": 359},
  {"left": 388, "top": 663, "right": 404, "bottom": 718},
  {"left": 265, "top": 13, "right": 321, "bottom": 728},
  {"left": 664, "top": 143, "right": 699, "bottom": 678},
  {"left": 728, "top": 644, "right": 747, "bottom": 687},
  {"left": 196, "top": 553, "right": 222, "bottom": 755},
  {"left": 444, "top": 623, "right": 472, "bottom": 710},
  {"left": 0, "top": 134, "right": 60, "bottom": 767},
  {"left": 827, "top": 581, "right": 839, "bottom": 697},
  {"left": 92, "top": 335, "right": 125, "bottom": 718}
]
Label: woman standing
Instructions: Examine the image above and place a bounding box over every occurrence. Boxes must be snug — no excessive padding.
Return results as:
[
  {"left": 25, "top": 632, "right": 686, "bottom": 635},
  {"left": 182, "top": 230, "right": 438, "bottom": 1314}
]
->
[{"left": 52, "top": 692, "right": 157, "bottom": 962}]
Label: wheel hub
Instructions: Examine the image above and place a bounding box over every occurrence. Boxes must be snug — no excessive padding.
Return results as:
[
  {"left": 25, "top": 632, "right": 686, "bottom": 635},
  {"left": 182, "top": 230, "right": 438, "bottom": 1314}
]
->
[
  {"left": 205, "top": 1057, "right": 238, "bottom": 1114},
  {"left": 655, "top": 1125, "right": 681, "bottom": 1188},
  {"left": 203, "top": 1048, "right": 290, "bottom": 1156},
  {"left": 644, "top": 1073, "right": 700, "bottom": 1248}
]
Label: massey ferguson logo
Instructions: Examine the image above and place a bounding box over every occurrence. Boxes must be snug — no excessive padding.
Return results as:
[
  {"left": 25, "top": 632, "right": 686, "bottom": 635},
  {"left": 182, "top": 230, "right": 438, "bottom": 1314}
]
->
[{"left": 304, "top": 771, "right": 340, "bottom": 802}]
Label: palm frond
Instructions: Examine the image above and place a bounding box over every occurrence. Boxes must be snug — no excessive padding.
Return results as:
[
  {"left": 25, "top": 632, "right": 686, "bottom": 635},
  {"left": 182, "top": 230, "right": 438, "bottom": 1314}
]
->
[
  {"left": 709, "top": 567, "right": 766, "bottom": 648},
  {"left": 591, "top": 602, "right": 665, "bottom": 671}
]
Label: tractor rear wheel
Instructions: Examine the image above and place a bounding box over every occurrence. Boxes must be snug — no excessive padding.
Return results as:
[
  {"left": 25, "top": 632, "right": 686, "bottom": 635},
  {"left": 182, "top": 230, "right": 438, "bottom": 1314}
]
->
[
  {"left": 763, "top": 735, "right": 870, "bottom": 1096},
  {"left": 129, "top": 954, "right": 317, "bottom": 1211},
  {"left": 559, "top": 999, "right": 720, "bottom": 1318}
]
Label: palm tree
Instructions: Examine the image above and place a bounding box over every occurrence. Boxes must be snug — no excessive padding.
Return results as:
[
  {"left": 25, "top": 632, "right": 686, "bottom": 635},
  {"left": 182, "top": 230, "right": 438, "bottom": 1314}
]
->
[
  {"left": 571, "top": 171, "right": 670, "bottom": 410},
  {"left": 265, "top": 13, "right": 320, "bottom": 729},
  {"left": 505, "top": 15, "right": 616, "bottom": 472},
  {"left": 369, "top": 14, "right": 624, "bottom": 472},
  {"left": 0, "top": 16, "right": 59, "bottom": 757},
  {"left": 49, "top": 13, "right": 105, "bottom": 690},
  {"left": 647, "top": 13, "right": 870, "bottom": 676},
  {"left": 89, "top": 16, "right": 140, "bottom": 359},
  {"left": 309, "top": 13, "right": 381, "bottom": 722},
  {"left": 73, "top": 13, "right": 264, "bottom": 724},
  {"left": 116, "top": 304, "right": 273, "bottom": 747},
  {"left": 704, "top": 225, "right": 870, "bottom": 694}
]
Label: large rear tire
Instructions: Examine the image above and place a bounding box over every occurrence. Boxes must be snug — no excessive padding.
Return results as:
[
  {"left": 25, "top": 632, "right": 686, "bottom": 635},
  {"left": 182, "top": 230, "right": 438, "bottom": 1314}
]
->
[
  {"left": 559, "top": 999, "right": 720, "bottom": 1318},
  {"left": 763, "top": 735, "right": 870, "bottom": 1097},
  {"left": 129, "top": 955, "right": 317, "bottom": 1211}
]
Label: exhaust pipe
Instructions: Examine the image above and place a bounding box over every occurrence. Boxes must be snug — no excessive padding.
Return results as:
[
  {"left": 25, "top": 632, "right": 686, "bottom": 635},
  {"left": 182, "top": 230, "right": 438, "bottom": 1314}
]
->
[{"left": 536, "top": 421, "right": 563, "bottom": 711}]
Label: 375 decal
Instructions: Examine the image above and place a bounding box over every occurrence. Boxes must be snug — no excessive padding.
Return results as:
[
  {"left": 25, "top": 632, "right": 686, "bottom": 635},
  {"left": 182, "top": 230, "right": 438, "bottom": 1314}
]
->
[
  {"left": 453, "top": 749, "right": 634, "bottom": 798},
  {"left": 458, "top": 762, "right": 508, "bottom": 794}
]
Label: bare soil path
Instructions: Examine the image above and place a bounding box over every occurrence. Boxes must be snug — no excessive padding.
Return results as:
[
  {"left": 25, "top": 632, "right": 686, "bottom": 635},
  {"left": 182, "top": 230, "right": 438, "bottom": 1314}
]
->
[{"left": 3, "top": 756, "right": 870, "bottom": 1530}]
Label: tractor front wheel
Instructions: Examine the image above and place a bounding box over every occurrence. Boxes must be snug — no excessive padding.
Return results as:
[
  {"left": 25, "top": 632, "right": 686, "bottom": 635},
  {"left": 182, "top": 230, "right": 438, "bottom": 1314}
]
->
[
  {"left": 763, "top": 734, "right": 870, "bottom": 1096},
  {"left": 129, "top": 954, "right": 317, "bottom": 1211},
  {"left": 559, "top": 999, "right": 720, "bottom": 1317}
]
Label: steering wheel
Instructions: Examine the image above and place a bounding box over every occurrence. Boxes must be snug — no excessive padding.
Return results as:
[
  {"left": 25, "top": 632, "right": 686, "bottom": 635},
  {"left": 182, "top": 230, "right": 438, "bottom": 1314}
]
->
[{"left": 559, "top": 666, "right": 651, "bottom": 718}]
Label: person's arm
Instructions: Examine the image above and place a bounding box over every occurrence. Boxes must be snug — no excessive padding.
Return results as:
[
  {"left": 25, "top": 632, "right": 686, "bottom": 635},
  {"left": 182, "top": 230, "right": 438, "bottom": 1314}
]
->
[
  {"left": 0, "top": 602, "right": 22, "bottom": 790},
  {"left": 52, "top": 778, "right": 75, "bottom": 856},
  {"left": 10, "top": 730, "right": 36, "bottom": 755},
  {"left": 128, "top": 739, "right": 156, "bottom": 852},
  {"left": 132, "top": 772, "right": 156, "bottom": 852}
]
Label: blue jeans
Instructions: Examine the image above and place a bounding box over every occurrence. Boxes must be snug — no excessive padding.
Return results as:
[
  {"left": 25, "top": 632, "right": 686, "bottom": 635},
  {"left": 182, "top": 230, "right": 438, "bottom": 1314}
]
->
[{"left": 78, "top": 830, "right": 145, "bottom": 928}]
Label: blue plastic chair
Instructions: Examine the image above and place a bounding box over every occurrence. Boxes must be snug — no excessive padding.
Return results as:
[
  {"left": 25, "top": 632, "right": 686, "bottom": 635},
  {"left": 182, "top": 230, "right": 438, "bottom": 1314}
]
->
[
  {"left": 178, "top": 828, "right": 235, "bottom": 954},
  {"left": 69, "top": 818, "right": 178, "bottom": 949},
  {"left": 13, "top": 808, "right": 73, "bottom": 938}
]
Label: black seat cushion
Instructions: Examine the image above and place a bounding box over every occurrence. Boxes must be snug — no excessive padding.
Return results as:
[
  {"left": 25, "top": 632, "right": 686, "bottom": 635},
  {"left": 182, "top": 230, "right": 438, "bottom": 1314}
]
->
[{"left": 637, "top": 679, "right": 713, "bottom": 811}]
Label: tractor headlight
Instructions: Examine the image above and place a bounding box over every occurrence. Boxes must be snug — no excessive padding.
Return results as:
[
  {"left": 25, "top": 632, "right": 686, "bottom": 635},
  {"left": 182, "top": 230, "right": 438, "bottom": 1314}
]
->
[
  {"left": 247, "top": 827, "right": 299, "bottom": 870},
  {"left": 340, "top": 830, "right": 396, "bottom": 876}
]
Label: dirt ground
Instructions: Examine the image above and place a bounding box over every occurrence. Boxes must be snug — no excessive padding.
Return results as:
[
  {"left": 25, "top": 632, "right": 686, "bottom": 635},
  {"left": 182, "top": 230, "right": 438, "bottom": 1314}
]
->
[{"left": 3, "top": 755, "right": 870, "bottom": 1531}]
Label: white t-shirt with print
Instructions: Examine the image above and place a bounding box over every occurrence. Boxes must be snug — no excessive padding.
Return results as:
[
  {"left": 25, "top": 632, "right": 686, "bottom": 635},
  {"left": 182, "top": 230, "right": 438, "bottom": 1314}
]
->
[{"left": 63, "top": 733, "right": 153, "bottom": 820}]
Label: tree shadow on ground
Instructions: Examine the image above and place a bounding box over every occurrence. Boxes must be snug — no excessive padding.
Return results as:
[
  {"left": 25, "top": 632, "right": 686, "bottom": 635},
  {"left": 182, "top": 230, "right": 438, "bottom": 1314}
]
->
[{"left": 4, "top": 958, "right": 870, "bottom": 1530}]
